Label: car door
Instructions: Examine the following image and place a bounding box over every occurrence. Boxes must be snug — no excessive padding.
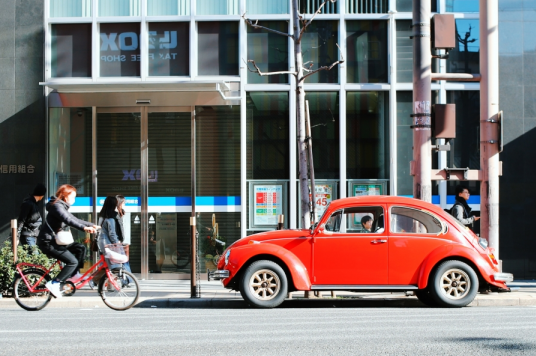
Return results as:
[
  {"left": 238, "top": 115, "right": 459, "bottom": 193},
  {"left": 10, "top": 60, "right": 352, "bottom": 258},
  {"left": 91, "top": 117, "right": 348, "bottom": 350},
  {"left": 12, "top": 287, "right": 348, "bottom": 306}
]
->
[
  {"left": 313, "top": 205, "right": 388, "bottom": 285},
  {"left": 388, "top": 205, "right": 448, "bottom": 285}
]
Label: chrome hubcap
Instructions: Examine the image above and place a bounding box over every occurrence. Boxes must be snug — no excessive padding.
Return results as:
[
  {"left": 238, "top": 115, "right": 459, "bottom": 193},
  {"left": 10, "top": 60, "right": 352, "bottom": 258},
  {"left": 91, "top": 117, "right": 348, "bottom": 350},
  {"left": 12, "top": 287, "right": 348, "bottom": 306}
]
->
[
  {"left": 248, "top": 269, "right": 281, "bottom": 301},
  {"left": 441, "top": 268, "right": 470, "bottom": 300}
]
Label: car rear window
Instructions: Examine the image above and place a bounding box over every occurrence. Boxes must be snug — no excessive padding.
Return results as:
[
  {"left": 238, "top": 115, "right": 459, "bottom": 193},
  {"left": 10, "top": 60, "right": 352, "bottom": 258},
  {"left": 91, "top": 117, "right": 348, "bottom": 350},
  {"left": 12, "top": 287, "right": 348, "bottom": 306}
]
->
[{"left": 390, "top": 207, "right": 442, "bottom": 234}]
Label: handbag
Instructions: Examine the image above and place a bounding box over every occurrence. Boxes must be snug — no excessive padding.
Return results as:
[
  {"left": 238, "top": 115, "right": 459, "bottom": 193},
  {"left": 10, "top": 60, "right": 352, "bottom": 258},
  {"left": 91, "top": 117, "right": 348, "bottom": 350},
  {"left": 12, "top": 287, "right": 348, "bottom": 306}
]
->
[{"left": 45, "top": 220, "right": 74, "bottom": 246}]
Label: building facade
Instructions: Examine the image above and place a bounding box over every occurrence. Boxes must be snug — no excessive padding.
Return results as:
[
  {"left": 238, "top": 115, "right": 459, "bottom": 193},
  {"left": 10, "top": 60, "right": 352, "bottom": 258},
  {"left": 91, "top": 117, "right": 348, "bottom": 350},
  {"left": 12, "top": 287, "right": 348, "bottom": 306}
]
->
[{"left": 0, "top": 0, "right": 534, "bottom": 279}]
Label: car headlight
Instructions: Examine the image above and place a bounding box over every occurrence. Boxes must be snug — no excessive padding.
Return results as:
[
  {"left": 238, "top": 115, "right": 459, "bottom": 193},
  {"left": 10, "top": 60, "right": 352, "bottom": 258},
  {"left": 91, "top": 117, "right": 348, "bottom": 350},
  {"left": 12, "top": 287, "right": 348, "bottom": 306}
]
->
[
  {"left": 224, "top": 249, "right": 231, "bottom": 266},
  {"left": 478, "top": 237, "right": 488, "bottom": 249}
]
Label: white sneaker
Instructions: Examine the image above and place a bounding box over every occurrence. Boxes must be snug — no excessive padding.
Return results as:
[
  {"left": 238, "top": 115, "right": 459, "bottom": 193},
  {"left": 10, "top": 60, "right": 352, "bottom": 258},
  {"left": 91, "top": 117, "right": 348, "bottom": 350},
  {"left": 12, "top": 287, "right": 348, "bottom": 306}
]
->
[
  {"left": 45, "top": 281, "right": 62, "bottom": 299},
  {"left": 67, "top": 273, "right": 84, "bottom": 282}
]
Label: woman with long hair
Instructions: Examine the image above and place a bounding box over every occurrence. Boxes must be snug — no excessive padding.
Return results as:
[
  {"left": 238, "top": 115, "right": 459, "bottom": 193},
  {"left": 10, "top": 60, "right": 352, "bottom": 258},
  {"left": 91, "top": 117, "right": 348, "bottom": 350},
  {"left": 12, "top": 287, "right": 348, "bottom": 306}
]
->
[
  {"left": 115, "top": 195, "right": 132, "bottom": 273},
  {"left": 37, "top": 184, "right": 98, "bottom": 298}
]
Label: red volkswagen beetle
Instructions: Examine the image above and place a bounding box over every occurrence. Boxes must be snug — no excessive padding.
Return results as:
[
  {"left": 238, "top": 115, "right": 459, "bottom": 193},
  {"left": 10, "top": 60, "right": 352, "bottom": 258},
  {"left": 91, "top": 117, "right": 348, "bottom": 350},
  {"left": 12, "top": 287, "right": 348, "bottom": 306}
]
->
[{"left": 210, "top": 196, "right": 513, "bottom": 308}]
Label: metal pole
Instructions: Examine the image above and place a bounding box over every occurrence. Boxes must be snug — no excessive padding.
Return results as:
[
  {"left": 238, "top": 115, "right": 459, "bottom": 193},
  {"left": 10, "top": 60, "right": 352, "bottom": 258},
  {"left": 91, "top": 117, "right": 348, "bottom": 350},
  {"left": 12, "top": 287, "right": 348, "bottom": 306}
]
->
[
  {"left": 11, "top": 219, "right": 17, "bottom": 263},
  {"left": 140, "top": 107, "right": 149, "bottom": 280},
  {"left": 479, "top": 0, "right": 500, "bottom": 257},
  {"left": 305, "top": 100, "right": 316, "bottom": 225},
  {"left": 411, "top": 0, "right": 432, "bottom": 203},
  {"left": 191, "top": 108, "right": 198, "bottom": 298}
]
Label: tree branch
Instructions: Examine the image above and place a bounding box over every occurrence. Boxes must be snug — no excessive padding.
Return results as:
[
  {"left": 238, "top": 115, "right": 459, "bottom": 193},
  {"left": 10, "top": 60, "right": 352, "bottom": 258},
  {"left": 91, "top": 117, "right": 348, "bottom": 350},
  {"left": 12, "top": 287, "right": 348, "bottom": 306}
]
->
[
  {"left": 242, "top": 13, "right": 293, "bottom": 39},
  {"left": 245, "top": 59, "right": 297, "bottom": 77},
  {"left": 298, "top": 0, "right": 336, "bottom": 42},
  {"left": 299, "top": 43, "right": 344, "bottom": 82}
]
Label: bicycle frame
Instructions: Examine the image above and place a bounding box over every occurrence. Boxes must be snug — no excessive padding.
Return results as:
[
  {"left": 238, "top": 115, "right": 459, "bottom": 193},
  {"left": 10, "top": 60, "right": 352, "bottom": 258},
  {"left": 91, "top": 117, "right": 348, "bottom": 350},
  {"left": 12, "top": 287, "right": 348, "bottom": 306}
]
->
[{"left": 16, "top": 254, "right": 121, "bottom": 293}]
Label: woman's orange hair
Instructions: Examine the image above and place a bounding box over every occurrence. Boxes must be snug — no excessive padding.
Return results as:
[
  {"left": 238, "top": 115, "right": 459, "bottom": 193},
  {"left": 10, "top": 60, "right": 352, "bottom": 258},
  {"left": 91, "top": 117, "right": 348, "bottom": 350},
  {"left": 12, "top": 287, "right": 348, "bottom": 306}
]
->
[{"left": 54, "top": 184, "right": 77, "bottom": 204}]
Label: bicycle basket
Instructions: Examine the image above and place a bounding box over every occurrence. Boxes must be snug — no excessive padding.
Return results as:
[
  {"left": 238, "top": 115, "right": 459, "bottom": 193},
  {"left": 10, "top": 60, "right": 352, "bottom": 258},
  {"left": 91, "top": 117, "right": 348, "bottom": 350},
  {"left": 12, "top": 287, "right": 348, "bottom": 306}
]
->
[{"left": 104, "top": 243, "right": 129, "bottom": 264}]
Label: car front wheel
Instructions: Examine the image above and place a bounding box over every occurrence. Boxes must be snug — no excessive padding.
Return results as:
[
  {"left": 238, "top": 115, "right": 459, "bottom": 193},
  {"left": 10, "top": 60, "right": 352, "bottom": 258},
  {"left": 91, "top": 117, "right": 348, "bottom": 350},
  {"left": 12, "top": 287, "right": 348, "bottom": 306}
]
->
[
  {"left": 429, "top": 260, "right": 479, "bottom": 308},
  {"left": 239, "top": 260, "right": 288, "bottom": 308}
]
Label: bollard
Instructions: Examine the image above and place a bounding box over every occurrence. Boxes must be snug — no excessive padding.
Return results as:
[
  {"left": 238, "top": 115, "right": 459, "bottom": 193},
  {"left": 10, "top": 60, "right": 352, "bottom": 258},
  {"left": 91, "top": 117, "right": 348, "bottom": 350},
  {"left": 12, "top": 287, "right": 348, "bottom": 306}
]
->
[
  {"left": 11, "top": 219, "right": 18, "bottom": 263},
  {"left": 277, "top": 214, "right": 285, "bottom": 230}
]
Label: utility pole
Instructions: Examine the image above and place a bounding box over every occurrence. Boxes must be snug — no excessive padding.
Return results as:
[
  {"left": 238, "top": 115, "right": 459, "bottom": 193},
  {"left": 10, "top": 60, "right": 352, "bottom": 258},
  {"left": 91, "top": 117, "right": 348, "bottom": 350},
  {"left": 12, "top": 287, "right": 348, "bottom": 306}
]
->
[
  {"left": 411, "top": 0, "right": 432, "bottom": 202},
  {"left": 479, "top": 0, "right": 500, "bottom": 257}
]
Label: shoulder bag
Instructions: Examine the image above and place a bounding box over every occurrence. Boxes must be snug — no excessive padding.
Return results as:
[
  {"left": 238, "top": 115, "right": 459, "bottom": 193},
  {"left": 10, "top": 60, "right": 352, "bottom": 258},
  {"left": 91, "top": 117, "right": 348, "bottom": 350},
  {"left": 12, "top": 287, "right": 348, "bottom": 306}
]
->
[{"left": 45, "top": 220, "right": 74, "bottom": 246}]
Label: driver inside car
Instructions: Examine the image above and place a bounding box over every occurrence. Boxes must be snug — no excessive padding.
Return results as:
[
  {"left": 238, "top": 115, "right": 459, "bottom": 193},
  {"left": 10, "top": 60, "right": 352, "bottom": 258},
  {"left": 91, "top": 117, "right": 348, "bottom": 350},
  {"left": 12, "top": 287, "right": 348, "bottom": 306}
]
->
[{"left": 361, "top": 215, "right": 373, "bottom": 233}]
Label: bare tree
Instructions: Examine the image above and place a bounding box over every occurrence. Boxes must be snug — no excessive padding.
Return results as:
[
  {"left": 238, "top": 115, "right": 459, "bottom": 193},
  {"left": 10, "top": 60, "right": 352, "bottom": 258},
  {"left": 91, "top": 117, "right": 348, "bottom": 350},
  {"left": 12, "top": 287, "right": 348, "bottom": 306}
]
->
[{"left": 244, "top": 0, "right": 344, "bottom": 229}]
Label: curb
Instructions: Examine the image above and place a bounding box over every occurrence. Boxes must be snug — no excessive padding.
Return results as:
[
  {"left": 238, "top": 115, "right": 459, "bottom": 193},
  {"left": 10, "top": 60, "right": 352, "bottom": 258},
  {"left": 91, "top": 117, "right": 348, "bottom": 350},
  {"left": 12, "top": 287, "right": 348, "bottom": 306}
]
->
[{"left": 2, "top": 295, "right": 536, "bottom": 309}]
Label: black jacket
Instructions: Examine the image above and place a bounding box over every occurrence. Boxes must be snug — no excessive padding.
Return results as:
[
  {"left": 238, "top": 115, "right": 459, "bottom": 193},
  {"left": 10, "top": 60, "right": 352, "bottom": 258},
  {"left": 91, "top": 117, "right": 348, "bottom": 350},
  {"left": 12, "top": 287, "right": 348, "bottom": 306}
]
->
[
  {"left": 452, "top": 196, "right": 475, "bottom": 227},
  {"left": 37, "top": 196, "right": 93, "bottom": 242},
  {"left": 17, "top": 195, "right": 42, "bottom": 237}
]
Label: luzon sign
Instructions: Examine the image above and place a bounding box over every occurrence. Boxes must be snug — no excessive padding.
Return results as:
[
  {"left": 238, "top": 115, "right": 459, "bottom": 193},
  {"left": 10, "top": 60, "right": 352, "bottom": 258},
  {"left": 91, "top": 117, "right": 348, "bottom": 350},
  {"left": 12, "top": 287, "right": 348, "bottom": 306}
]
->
[
  {"left": 122, "top": 169, "right": 158, "bottom": 183},
  {"left": 100, "top": 31, "right": 179, "bottom": 62}
]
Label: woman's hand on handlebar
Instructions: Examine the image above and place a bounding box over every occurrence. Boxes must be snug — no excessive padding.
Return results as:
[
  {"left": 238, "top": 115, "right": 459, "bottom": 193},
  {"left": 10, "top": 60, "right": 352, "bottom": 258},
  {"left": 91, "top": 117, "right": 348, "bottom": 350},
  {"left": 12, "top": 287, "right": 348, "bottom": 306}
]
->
[{"left": 84, "top": 225, "right": 100, "bottom": 233}]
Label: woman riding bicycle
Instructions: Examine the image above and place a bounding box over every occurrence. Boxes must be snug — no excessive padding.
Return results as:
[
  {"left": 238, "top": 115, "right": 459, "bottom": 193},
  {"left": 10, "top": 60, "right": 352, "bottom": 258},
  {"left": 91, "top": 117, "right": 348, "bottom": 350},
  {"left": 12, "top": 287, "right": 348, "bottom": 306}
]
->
[{"left": 37, "top": 184, "right": 98, "bottom": 298}]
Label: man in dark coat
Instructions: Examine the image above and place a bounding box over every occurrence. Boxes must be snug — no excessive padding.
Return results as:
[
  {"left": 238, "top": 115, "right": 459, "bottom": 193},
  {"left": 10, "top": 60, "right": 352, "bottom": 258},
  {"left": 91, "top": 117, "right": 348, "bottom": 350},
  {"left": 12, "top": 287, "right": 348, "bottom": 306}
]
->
[
  {"left": 17, "top": 183, "right": 46, "bottom": 246},
  {"left": 452, "top": 185, "right": 480, "bottom": 231}
]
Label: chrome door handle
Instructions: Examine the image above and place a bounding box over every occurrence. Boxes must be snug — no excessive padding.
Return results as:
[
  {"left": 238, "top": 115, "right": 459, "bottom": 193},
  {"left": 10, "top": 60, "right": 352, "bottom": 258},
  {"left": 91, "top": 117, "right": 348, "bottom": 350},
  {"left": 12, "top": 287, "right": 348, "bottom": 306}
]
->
[{"left": 371, "top": 239, "right": 387, "bottom": 244}]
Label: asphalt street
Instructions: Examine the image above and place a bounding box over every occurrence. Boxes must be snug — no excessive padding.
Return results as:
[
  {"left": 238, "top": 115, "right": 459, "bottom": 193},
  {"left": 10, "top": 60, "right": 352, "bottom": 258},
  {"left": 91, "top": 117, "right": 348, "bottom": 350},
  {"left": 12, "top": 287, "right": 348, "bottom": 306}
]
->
[{"left": 1, "top": 306, "right": 536, "bottom": 355}]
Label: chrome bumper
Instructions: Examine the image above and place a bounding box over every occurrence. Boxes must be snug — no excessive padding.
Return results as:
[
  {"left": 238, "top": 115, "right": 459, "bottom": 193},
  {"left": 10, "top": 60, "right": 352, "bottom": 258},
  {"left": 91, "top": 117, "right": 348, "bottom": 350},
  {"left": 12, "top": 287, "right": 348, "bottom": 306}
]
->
[
  {"left": 494, "top": 272, "right": 514, "bottom": 282},
  {"left": 208, "top": 269, "right": 230, "bottom": 281}
]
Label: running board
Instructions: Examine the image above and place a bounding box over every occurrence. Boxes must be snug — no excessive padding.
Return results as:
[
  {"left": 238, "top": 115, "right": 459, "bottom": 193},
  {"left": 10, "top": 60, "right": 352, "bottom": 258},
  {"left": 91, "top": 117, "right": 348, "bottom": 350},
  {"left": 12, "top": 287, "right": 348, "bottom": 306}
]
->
[{"left": 311, "top": 285, "right": 419, "bottom": 291}]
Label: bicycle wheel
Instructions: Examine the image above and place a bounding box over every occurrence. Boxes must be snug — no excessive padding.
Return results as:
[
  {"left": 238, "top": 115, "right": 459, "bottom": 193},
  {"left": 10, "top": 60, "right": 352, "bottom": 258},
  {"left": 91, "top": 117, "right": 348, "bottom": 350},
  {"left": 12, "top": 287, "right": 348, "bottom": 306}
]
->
[
  {"left": 13, "top": 269, "right": 52, "bottom": 311},
  {"left": 171, "top": 249, "right": 190, "bottom": 269},
  {"left": 98, "top": 269, "right": 140, "bottom": 311}
]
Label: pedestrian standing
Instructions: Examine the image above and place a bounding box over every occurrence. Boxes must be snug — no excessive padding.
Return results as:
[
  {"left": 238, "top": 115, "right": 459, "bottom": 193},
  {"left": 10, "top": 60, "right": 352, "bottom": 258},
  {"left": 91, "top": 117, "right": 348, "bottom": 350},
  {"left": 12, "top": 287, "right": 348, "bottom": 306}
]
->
[
  {"left": 17, "top": 183, "right": 47, "bottom": 246},
  {"left": 115, "top": 195, "right": 132, "bottom": 274},
  {"left": 451, "top": 185, "right": 480, "bottom": 230}
]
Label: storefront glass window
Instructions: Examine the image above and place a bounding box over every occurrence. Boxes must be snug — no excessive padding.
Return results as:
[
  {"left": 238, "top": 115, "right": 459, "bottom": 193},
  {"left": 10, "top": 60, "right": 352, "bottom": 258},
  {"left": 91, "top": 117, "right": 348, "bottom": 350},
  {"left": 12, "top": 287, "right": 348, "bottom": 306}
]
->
[
  {"left": 301, "top": 21, "right": 339, "bottom": 84},
  {"left": 346, "top": 21, "right": 388, "bottom": 83},
  {"left": 447, "top": 20, "right": 480, "bottom": 77},
  {"left": 396, "top": 92, "right": 413, "bottom": 196},
  {"left": 147, "top": 0, "right": 190, "bottom": 16},
  {"left": 99, "top": 0, "right": 140, "bottom": 16},
  {"left": 100, "top": 23, "right": 141, "bottom": 77},
  {"left": 346, "top": 92, "right": 389, "bottom": 179},
  {"left": 346, "top": 0, "right": 388, "bottom": 14},
  {"left": 247, "top": 21, "right": 289, "bottom": 84},
  {"left": 246, "top": 0, "right": 289, "bottom": 14},
  {"left": 396, "top": 20, "right": 412, "bottom": 83},
  {"left": 197, "top": 0, "right": 238, "bottom": 15},
  {"left": 198, "top": 22, "right": 239, "bottom": 76},
  {"left": 148, "top": 23, "right": 189, "bottom": 76},
  {"left": 396, "top": 0, "right": 437, "bottom": 12},
  {"left": 446, "top": 0, "right": 479, "bottom": 12},
  {"left": 305, "top": 92, "right": 340, "bottom": 179},
  {"left": 51, "top": 24, "right": 92, "bottom": 78},
  {"left": 246, "top": 92, "right": 289, "bottom": 179},
  {"left": 50, "top": 0, "right": 91, "bottom": 17}
]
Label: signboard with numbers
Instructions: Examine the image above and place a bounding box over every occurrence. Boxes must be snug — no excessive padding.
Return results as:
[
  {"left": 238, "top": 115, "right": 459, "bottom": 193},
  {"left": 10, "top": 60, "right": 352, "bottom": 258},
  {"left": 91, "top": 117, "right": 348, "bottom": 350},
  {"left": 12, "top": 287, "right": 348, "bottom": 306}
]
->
[
  {"left": 249, "top": 181, "right": 288, "bottom": 229},
  {"left": 297, "top": 181, "right": 338, "bottom": 228}
]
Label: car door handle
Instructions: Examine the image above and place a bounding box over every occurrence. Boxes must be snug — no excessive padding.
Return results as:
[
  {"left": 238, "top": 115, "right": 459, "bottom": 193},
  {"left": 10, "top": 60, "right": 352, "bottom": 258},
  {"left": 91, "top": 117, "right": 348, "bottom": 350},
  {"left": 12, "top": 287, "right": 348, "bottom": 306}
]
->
[{"left": 371, "top": 239, "right": 387, "bottom": 244}]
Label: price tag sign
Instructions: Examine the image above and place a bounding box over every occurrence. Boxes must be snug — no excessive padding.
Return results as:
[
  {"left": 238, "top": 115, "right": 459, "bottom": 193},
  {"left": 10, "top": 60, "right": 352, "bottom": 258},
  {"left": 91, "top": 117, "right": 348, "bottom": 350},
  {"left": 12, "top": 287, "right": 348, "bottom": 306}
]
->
[
  {"left": 311, "top": 184, "right": 333, "bottom": 222},
  {"left": 253, "top": 185, "right": 283, "bottom": 226}
]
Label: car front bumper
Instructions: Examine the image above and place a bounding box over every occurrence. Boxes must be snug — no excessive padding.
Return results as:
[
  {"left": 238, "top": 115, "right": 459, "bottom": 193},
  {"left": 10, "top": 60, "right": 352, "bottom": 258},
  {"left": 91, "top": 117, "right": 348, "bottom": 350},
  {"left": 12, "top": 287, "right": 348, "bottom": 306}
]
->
[
  {"left": 208, "top": 269, "right": 230, "bottom": 281},
  {"left": 493, "top": 272, "right": 514, "bottom": 282}
]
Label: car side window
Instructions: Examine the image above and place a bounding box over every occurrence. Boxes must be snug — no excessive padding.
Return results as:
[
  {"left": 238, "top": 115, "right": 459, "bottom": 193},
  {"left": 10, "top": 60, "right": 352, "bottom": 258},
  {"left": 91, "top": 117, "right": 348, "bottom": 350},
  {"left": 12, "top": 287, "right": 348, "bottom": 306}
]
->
[
  {"left": 324, "top": 206, "right": 384, "bottom": 233},
  {"left": 390, "top": 206, "right": 442, "bottom": 234}
]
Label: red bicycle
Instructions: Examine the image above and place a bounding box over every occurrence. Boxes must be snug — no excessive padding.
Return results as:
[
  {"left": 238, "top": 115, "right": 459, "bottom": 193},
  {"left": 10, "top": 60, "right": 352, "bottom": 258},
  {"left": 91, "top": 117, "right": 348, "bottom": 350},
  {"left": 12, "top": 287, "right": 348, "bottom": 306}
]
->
[{"left": 12, "top": 238, "right": 140, "bottom": 311}]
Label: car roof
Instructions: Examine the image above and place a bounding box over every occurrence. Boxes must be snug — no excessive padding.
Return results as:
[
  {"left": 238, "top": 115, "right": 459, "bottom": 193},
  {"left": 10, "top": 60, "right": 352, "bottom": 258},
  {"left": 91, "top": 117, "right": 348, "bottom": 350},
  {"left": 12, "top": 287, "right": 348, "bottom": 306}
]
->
[{"left": 330, "top": 196, "right": 444, "bottom": 215}]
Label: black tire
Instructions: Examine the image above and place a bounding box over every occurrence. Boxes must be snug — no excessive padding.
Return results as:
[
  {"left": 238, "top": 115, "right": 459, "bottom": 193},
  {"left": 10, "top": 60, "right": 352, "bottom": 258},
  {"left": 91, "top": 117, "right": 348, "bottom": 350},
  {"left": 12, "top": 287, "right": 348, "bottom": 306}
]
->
[
  {"left": 13, "top": 269, "right": 52, "bottom": 311},
  {"left": 429, "top": 260, "right": 479, "bottom": 308},
  {"left": 239, "top": 260, "right": 288, "bottom": 308},
  {"left": 415, "top": 289, "right": 439, "bottom": 307},
  {"left": 98, "top": 269, "right": 140, "bottom": 311}
]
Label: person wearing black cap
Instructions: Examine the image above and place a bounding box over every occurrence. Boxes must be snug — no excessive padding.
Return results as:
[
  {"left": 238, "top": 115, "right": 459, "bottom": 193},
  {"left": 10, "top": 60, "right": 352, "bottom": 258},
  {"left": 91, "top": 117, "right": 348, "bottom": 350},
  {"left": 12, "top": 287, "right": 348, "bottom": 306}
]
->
[{"left": 17, "top": 183, "right": 47, "bottom": 246}]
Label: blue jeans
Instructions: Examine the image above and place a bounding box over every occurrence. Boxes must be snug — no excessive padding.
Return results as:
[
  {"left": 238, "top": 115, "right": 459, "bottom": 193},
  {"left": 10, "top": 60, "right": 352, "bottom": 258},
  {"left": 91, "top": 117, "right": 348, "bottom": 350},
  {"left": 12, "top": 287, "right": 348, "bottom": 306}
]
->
[{"left": 21, "top": 236, "right": 37, "bottom": 246}]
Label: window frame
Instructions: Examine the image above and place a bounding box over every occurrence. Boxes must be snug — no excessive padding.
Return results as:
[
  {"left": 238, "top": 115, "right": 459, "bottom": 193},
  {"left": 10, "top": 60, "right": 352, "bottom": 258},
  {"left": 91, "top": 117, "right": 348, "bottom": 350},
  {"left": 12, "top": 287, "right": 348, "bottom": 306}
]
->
[
  {"left": 321, "top": 205, "right": 387, "bottom": 235},
  {"left": 389, "top": 205, "right": 446, "bottom": 235}
]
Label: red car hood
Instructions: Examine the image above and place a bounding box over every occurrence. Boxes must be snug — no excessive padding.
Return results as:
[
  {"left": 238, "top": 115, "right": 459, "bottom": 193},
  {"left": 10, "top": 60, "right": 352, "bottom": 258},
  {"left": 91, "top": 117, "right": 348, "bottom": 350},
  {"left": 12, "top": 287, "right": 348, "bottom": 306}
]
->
[{"left": 230, "top": 229, "right": 311, "bottom": 248}]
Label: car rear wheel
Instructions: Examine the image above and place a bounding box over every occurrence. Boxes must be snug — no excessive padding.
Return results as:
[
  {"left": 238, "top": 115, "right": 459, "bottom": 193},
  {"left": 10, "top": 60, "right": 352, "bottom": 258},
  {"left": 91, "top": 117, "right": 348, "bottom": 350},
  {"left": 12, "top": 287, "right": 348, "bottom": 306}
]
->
[
  {"left": 239, "top": 260, "right": 288, "bottom": 308},
  {"left": 429, "top": 260, "right": 479, "bottom": 308}
]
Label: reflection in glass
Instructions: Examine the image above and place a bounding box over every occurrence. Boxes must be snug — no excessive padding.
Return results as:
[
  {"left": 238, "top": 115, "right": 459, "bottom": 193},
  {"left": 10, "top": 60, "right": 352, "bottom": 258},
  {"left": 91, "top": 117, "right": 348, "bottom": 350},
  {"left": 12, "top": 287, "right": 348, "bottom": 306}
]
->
[
  {"left": 246, "top": 0, "right": 288, "bottom": 14},
  {"left": 99, "top": 0, "right": 140, "bottom": 16},
  {"left": 50, "top": 0, "right": 91, "bottom": 17},
  {"left": 396, "top": 92, "right": 413, "bottom": 196},
  {"left": 447, "top": 91, "right": 480, "bottom": 170},
  {"left": 51, "top": 24, "right": 92, "bottom": 78},
  {"left": 306, "top": 92, "right": 340, "bottom": 179},
  {"left": 247, "top": 21, "right": 289, "bottom": 84},
  {"left": 246, "top": 92, "right": 289, "bottom": 179},
  {"left": 301, "top": 21, "right": 339, "bottom": 84},
  {"left": 198, "top": 22, "right": 239, "bottom": 76},
  {"left": 447, "top": 20, "right": 480, "bottom": 76},
  {"left": 147, "top": 0, "right": 190, "bottom": 16},
  {"left": 396, "top": 20, "right": 412, "bottom": 83},
  {"left": 300, "top": 0, "right": 338, "bottom": 14},
  {"left": 100, "top": 23, "right": 141, "bottom": 77},
  {"left": 446, "top": 0, "right": 478, "bottom": 12},
  {"left": 148, "top": 23, "right": 189, "bottom": 76},
  {"left": 197, "top": 0, "right": 238, "bottom": 15},
  {"left": 346, "top": 21, "right": 388, "bottom": 83},
  {"left": 346, "top": 0, "right": 388, "bottom": 14},
  {"left": 396, "top": 0, "right": 437, "bottom": 12},
  {"left": 346, "top": 92, "right": 389, "bottom": 179}
]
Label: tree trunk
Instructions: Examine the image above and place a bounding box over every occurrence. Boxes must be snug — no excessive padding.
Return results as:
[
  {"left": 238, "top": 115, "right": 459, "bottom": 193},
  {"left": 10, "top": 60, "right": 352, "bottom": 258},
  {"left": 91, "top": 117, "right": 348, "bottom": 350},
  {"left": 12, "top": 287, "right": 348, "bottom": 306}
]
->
[{"left": 293, "top": 0, "right": 311, "bottom": 229}]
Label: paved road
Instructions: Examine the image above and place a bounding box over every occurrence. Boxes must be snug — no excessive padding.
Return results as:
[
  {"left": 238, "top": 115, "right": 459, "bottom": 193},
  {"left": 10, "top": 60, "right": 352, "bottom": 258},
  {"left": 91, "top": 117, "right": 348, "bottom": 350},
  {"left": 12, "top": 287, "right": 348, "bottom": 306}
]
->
[{"left": 2, "top": 306, "right": 536, "bottom": 355}]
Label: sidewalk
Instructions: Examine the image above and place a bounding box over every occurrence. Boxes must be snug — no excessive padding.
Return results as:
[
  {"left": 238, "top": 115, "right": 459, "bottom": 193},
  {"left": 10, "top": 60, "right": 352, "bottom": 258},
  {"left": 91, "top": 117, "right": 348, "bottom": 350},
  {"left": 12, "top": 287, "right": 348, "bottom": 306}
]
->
[{"left": 1, "top": 280, "right": 535, "bottom": 309}]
